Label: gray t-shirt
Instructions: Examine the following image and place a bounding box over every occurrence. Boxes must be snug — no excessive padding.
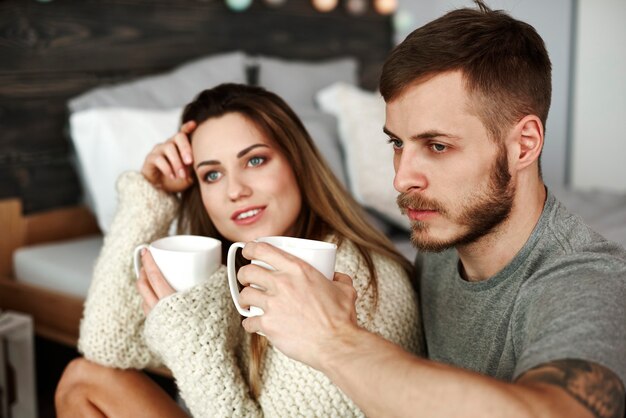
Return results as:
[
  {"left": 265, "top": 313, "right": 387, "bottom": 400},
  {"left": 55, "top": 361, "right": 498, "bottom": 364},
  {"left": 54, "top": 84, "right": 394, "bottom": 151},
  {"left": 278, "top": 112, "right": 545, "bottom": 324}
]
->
[{"left": 417, "top": 191, "right": 626, "bottom": 385}]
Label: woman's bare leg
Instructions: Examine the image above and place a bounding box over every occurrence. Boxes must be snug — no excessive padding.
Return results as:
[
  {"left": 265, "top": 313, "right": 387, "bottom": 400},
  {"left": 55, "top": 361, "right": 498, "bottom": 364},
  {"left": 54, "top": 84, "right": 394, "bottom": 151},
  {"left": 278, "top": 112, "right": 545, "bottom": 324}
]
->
[{"left": 55, "top": 357, "right": 188, "bottom": 418}]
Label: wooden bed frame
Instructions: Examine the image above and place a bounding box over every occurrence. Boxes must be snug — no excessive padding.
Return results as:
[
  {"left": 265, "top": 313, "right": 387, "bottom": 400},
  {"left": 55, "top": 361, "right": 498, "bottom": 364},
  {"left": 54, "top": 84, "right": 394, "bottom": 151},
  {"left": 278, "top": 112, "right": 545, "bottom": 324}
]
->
[{"left": 0, "top": 198, "right": 99, "bottom": 346}]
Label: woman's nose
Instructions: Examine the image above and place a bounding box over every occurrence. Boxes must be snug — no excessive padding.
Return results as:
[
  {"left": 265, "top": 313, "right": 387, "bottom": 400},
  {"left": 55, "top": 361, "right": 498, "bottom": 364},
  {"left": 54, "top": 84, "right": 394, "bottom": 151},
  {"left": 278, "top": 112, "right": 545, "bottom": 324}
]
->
[{"left": 227, "top": 175, "right": 252, "bottom": 201}]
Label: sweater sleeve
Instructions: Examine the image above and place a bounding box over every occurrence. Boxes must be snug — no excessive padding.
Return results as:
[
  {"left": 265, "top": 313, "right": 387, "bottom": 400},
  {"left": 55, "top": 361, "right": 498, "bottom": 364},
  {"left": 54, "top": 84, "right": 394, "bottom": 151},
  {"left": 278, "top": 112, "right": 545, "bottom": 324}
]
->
[
  {"left": 143, "top": 266, "right": 263, "bottom": 418},
  {"left": 336, "top": 241, "right": 424, "bottom": 356},
  {"left": 78, "top": 171, "right": 179, "bottom": 369}
]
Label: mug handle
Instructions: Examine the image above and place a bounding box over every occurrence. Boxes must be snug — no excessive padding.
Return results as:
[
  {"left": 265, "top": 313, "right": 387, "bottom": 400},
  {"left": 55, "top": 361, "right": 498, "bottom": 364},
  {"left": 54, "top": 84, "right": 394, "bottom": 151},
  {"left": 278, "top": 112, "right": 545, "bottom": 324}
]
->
[
  {"left": 133, "top": 244, "right": 149, "bottom": 279},
  {"left": 227, "top": 242, "right": 263, "bottom": 317}
]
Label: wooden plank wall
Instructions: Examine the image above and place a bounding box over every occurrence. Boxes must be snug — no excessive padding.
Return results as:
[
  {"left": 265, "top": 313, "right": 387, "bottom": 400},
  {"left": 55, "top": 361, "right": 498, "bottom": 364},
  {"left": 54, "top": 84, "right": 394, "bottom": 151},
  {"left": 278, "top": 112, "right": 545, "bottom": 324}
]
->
[{"left": 0, "top": 0, "right": 391, "bottom": 214}]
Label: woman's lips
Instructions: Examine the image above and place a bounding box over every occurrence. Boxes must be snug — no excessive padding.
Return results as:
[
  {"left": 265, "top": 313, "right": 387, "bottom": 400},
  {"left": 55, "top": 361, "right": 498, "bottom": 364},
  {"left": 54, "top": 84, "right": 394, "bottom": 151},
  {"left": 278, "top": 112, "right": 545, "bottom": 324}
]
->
[
  {"left": 407, "top": 209, "right": 438, "bottom": 221},
  {"left": 232, "top": 206, "right": 266, "bottom": 225}
]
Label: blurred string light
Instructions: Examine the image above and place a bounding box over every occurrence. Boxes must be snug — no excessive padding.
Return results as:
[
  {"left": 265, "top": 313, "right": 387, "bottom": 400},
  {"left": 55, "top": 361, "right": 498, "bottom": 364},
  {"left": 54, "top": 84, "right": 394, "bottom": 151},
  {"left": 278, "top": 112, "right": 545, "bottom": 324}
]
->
[
  {"left": 373, "top": 0, "right": 397, "bottom": 15},
  {"left": 225, "top": 0, "right": 253, "bottom": 12},
  {"left": 225, "top": 0, "right": 402, "bottom": 16},
  {"left": 311, "top": 0, "right": 339, "bottom": 12},
  {"left": 392, "top": 8, "right": 414, "bottom": 33}
]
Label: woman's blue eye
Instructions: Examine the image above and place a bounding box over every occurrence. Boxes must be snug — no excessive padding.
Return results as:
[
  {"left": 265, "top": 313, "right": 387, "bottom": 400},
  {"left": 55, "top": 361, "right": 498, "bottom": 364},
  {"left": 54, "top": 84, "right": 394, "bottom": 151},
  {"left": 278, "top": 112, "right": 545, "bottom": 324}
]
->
[
  {"left": 205, "top": 171, "right": 222, "bottom": 182},
  {"left": 248, "top": 156, "right": 265, "bottom": 167}
]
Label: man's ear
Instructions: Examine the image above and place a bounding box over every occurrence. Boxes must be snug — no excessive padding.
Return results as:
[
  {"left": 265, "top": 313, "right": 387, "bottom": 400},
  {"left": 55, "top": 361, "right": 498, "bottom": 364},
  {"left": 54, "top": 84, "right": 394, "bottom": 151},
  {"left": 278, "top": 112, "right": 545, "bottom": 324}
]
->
[{"left": 512, "top": 115, "right": 544, "bottom": 170}]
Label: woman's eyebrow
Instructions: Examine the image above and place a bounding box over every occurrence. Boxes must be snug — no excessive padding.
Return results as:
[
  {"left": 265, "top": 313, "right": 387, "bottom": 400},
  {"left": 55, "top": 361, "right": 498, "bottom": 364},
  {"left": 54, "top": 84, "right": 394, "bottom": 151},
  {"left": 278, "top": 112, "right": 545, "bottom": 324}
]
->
[
  {"left": 196, "top": 160, "right": 220, "bottom": 169},
  {"left": 237, "top": 144, "right": 269, "bottom": 158}
]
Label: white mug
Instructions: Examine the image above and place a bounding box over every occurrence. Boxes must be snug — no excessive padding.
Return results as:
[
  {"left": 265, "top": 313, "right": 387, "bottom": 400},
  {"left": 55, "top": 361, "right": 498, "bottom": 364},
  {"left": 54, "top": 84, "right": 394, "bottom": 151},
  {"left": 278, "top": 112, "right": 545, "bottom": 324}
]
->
[
  {"left": 227, "top": 236, "right": 337, "bottom": 317},
  {"left": 134, "top": 235, "right": 221, "bottom": 292}
]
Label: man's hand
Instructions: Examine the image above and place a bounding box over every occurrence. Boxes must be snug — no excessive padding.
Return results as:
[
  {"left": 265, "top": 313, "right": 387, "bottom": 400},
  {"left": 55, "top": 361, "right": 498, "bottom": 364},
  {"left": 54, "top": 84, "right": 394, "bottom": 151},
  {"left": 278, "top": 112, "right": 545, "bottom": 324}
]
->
[{"left": 237, "top": 241, "right": 360, "bottom": 370}]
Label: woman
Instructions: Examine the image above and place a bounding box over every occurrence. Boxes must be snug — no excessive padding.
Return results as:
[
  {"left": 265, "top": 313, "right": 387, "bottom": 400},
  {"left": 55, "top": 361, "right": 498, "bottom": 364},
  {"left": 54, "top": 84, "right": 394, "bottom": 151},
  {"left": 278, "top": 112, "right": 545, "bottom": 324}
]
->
[{"left": 55, "top": 83, "right": 423, "bottom": 417}]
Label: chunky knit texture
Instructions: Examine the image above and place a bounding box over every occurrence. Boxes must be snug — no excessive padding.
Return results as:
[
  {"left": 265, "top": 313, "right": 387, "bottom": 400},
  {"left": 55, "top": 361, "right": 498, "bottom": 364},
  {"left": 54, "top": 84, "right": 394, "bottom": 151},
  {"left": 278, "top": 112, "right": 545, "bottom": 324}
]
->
[{"left": 79, "top": 171, "right": 424, "bottom": 417}]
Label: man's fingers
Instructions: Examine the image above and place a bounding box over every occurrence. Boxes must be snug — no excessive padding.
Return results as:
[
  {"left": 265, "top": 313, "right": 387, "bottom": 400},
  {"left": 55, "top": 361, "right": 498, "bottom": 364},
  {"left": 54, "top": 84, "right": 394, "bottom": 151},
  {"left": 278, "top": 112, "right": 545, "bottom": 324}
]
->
[
  {"left": 241, "top": 317, "right": 262, "bottom": 335},
  {"left": 238, "top": 285, "right": 267, "bottom": 312},
  {"left": 333, "top": 272, "right": 353, "bottom": 285},
  {"left": 237, "top": 264, "right": 274, "bottom": 290},
  {"left": 242, "top": 242, "right": 309, "bottom": 276}
]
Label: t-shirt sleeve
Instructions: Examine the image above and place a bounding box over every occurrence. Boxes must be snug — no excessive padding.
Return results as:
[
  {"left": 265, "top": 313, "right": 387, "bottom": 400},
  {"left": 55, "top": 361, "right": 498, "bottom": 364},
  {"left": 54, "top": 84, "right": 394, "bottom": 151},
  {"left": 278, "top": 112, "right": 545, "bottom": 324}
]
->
[{"left": 512, "top": 261, "right": 626, "bottom": 386}]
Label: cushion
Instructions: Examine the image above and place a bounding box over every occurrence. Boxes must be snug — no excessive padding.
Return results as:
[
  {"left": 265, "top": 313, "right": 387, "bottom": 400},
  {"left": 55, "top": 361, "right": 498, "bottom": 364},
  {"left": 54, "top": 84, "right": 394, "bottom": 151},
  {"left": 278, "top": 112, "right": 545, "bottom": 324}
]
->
[
  {"left": 298, "top": 110, "right": 348, "bottom": 186},
  {"left": 317, "top": 82, "right": 410, "bottom": 230},
  {"left": 256, "top": 55, "right": 358, "bottom": 112},
  {"left": 68, "top": 51, "right": 248, "bottom": 112},
  {"left": 14, "top": 235, "right": 104, "bottom": 298},
  {"left": 70, "top": 107, "right": 182, "bottom": 233}
]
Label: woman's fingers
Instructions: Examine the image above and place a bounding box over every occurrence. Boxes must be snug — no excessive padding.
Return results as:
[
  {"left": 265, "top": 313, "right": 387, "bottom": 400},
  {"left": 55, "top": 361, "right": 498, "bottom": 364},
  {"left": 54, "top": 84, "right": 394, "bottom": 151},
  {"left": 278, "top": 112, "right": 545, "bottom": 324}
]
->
[
  {"left": 172, "top": 132, "right": 193, "bottom": 166},
  {"left": 136, "top": 269, "right": 159, "bottom": 313},
  {"left": 162, "top": 141, "right": 187, "bottom": 180},
  {"left": 141, "top": 250, "right": 176, "bottom": 300}
]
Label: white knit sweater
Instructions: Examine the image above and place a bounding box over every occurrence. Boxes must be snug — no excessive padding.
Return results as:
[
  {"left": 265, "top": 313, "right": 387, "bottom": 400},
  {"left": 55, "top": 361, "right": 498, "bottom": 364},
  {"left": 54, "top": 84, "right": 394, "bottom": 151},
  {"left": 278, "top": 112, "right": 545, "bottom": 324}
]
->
[{"left": 78, "top": 171, "right": 423, "bottom": 417}]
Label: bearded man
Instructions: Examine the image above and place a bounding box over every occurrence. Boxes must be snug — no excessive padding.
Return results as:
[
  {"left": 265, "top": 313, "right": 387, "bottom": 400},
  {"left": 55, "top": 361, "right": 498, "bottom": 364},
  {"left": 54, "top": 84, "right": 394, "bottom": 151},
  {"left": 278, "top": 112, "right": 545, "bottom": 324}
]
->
[{"left": 237, "top": 2, "right": 626, "bottom": 417}]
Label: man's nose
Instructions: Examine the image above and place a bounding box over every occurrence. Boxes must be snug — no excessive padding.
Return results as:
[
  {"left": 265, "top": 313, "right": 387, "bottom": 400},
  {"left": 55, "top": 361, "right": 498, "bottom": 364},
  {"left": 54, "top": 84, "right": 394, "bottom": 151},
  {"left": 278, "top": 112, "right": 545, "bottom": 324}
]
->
[{"left": 393, "top": 151, "right": 428, "bottom": 193}]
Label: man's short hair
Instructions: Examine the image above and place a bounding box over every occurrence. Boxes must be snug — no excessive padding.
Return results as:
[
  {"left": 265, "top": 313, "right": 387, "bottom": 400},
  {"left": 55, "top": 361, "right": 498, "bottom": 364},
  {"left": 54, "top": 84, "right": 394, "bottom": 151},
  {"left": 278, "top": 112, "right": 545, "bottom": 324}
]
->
[{"left": 380, "top": 0, "right": 552, "bottom": 142}]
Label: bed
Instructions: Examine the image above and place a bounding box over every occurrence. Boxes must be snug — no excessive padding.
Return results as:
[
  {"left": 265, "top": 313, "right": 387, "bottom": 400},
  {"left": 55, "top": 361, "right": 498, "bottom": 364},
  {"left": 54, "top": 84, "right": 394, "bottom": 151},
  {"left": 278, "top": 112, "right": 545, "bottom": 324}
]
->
[{"left": 1, "top": 0, "right": 625, "bottom": 353}]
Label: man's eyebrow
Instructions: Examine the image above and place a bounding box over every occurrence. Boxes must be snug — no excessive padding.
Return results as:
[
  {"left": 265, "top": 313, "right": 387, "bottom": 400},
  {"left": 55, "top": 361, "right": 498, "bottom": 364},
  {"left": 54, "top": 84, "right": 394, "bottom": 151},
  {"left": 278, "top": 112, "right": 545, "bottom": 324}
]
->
[
  {"left": 382, "top": 126, "right": 457, "bottom": 141},
  {"left": 237, "top": 144, "right": 269, "bottom": 158}
]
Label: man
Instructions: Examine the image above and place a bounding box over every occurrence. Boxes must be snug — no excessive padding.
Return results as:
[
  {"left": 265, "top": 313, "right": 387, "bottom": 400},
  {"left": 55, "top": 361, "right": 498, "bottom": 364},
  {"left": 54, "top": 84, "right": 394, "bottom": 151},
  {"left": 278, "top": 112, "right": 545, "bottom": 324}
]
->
[{"left": 237, "top": 1, "right": 626, "bottom": 416}]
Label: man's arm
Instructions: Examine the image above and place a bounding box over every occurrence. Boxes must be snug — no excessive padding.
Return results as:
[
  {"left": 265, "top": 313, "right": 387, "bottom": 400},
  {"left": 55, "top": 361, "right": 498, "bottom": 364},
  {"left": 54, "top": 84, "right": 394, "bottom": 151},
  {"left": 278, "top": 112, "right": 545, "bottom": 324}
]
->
[
  {"left": 237, "top": 242, "right": 624, "bottom": 418},
  {"left": 517, "top": 359, "right": 625, "bottom": 418},
  {"left": 320, "top": 326, "right": 624, "bottom": 418}
]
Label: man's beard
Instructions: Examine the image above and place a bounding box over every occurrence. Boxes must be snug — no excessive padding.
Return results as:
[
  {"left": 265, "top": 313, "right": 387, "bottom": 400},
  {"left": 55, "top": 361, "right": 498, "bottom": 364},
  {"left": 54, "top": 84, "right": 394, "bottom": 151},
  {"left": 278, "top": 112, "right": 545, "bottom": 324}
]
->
[{"left": 397, "top": 146, "right": 515, "bottom": 252}]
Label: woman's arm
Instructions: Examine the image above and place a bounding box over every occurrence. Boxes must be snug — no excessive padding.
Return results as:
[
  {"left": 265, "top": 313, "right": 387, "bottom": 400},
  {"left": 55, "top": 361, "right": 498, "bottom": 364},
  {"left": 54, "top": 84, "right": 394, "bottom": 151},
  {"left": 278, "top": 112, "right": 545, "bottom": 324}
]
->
[
  {"left": 143, "top": 266, "right": 263, "bottom": 418},
  {"left": 78, "top": 171, "right": 179, "bottom": 369}
]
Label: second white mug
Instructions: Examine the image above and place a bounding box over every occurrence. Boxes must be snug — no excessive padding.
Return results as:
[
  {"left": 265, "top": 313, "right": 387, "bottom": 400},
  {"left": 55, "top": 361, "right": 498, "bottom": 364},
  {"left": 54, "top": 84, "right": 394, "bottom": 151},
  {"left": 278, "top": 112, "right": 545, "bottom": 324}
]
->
[
  {"left": 227, "top": 236, "right": 337, "bottom": 317},
  {"left": 133, "top": 235, "right": 222, "bottom": 292}
]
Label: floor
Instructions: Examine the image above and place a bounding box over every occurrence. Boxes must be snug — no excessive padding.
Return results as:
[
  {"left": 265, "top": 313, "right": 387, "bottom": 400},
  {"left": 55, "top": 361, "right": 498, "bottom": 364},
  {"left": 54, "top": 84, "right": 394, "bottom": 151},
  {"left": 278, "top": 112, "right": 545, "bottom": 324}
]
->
[{"left": 33, "top": 337, "right": 177, "bottom": 418}]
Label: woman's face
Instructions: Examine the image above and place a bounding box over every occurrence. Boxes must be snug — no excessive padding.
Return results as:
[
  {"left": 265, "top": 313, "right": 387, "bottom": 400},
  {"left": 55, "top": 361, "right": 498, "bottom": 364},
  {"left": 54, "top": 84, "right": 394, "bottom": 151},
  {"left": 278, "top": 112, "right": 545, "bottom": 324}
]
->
[{"left": 191, "top": 112, "right": 302, "bottom": 243}]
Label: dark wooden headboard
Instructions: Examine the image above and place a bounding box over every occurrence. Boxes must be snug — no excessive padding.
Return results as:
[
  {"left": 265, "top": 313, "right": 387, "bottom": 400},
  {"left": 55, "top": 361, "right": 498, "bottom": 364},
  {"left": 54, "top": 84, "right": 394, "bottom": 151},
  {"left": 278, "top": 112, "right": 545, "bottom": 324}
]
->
[{"left": 0, "top": 0, "right": 392, "bottom": 214}]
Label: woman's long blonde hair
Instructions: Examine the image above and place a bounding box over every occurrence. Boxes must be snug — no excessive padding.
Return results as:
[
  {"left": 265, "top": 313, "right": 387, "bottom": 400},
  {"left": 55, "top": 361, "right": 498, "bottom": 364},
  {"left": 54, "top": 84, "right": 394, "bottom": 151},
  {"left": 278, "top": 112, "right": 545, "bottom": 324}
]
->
[{"left": 177, "top": 83, "right": 412, "bottom": 399}]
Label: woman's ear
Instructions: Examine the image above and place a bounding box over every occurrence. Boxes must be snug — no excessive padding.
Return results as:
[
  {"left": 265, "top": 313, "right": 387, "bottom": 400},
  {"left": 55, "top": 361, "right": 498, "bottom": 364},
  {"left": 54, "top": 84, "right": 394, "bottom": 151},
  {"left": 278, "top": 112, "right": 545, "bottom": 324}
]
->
[{"left": 513, "top": 115, "right": 544, "bottom": 170}]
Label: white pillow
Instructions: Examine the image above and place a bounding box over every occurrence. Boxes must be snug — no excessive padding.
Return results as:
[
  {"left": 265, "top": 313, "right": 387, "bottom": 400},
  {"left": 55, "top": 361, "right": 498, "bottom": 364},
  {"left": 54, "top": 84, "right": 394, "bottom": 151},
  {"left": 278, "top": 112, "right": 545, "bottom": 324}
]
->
[
  {"left": 317, "top": 83, "right": 410, "bottom": 230},
  {"left": 70, "top": 107, "right": 182, "bottom": 233},
  {"left": 68, "top": 51, "right": 248, "bottom": 112},
  {"left": 256, "top": 55, "right": 358, "bottom": 113}
]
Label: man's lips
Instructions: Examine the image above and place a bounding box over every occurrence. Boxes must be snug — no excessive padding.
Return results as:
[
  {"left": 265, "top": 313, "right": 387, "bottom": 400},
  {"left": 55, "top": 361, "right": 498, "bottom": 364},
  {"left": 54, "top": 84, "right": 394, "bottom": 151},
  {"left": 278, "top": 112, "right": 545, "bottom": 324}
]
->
[
  {"left": 231, "top": 206, "right": 266, "bottom": 225},
  {"left": 407, "top": 208, "right": 438, "bottom": 221}
]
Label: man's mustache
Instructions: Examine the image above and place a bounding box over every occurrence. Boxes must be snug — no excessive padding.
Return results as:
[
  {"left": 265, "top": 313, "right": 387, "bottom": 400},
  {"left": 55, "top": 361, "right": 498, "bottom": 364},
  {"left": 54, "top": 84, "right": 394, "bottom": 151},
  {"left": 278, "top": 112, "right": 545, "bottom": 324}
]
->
[{"left": 396, "top": 192, "right": 447, "bottom": 216}]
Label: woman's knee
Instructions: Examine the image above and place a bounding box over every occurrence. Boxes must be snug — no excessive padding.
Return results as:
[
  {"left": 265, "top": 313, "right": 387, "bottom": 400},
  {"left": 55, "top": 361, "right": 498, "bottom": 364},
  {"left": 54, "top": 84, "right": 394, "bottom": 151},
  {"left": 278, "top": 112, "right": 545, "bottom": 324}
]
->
[{"left": 55, "top": 357, "right": 99, "bottom": 409}]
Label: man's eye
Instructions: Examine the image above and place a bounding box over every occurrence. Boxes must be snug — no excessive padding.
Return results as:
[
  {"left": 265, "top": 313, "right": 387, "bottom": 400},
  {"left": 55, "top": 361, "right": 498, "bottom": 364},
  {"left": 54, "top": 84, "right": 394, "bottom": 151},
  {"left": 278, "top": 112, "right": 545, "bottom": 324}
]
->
[
  {"left": 387, "top": 138, "right": 403, "bottom": 149},
  {"left": 430, "top": 143, "right": 447, "bottom": 153},
  {"left": 204, "top": 171, "right": 222, "bottom": 182},
  {"left": 248, "top": 156, "right": 266, "bottom": 167}
]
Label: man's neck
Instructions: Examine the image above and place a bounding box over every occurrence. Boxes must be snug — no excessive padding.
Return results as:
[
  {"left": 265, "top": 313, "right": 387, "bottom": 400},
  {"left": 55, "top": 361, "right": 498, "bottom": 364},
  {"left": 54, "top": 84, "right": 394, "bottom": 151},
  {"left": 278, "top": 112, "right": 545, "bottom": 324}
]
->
[{"left": 456, "top": 180, "right": 547, "bottom": 282}]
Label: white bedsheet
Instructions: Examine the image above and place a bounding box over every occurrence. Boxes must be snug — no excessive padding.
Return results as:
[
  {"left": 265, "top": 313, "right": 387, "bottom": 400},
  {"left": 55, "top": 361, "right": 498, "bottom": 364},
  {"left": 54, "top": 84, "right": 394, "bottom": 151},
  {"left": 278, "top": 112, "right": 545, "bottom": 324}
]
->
[{"left": 13, "top": 235, "right": 103, "bottom": 298}]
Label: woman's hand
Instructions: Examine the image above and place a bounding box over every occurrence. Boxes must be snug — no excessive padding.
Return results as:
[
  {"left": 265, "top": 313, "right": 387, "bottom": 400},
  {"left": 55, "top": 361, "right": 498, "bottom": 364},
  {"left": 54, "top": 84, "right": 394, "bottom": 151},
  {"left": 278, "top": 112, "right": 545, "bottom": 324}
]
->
[
  {"left": 141, "top": 120, "right": 197, "bottom": 193},
  {"left": 136, "top": 249, "right": 176, "bottom": 315}
]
